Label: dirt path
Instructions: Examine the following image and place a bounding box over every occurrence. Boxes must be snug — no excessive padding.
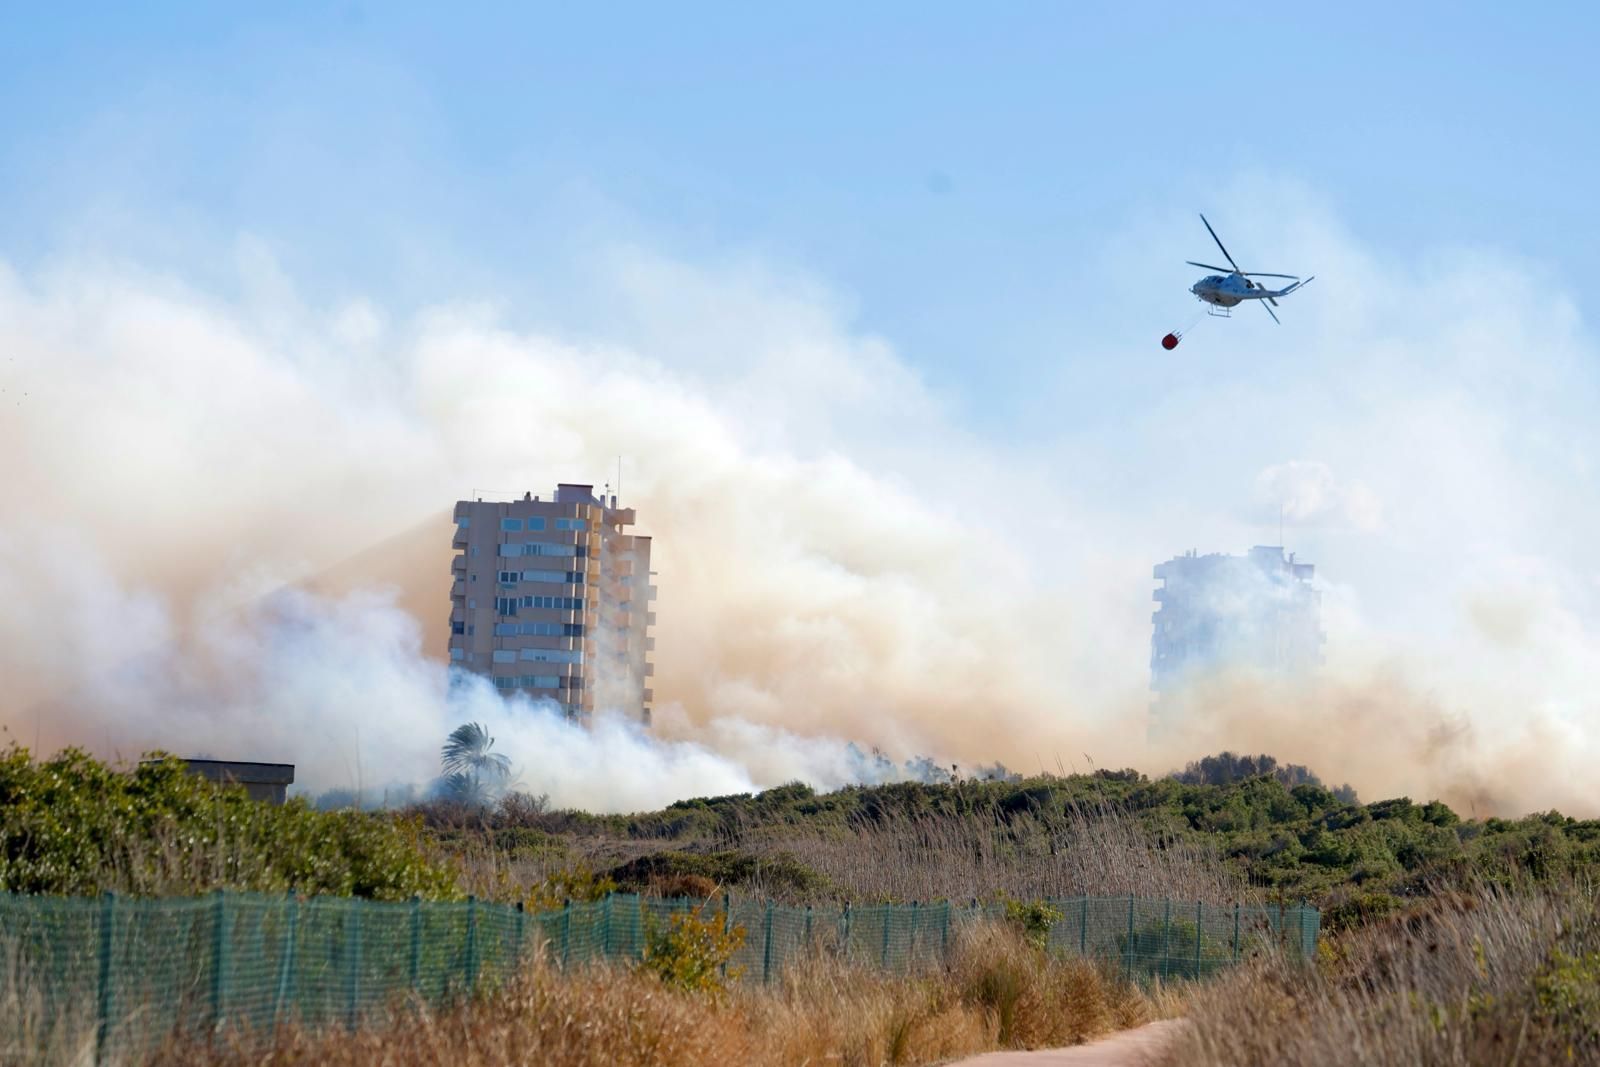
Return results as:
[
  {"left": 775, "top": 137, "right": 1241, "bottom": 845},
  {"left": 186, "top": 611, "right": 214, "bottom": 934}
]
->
[{"left": 946, "top": 1019, "right": 1187, "bottom": 1067}]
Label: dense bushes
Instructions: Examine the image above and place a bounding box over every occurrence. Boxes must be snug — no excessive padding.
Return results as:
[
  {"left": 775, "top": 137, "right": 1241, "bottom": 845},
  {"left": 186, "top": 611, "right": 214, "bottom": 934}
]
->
[{"left": 0, "top": 746, "right": 457, "bottom": 899}]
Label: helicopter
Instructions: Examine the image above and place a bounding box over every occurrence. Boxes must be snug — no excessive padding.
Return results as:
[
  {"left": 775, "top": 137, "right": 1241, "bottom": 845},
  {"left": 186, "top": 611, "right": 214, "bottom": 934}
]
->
[{"left": 1162, "top": 215, "right": 1313, "bottom": 349}]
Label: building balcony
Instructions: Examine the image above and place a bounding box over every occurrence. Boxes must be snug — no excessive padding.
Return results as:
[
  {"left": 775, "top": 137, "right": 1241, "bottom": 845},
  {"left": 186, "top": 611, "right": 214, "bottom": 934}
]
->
[
  {"left": 452, "top": 554, "right": 466, "bottom": 573},
  {"left": 645, "top": 612, "right": 657, "bottom": 627},
  {"left": 451, "top": 580, "right": 465, "bottom": 598}
]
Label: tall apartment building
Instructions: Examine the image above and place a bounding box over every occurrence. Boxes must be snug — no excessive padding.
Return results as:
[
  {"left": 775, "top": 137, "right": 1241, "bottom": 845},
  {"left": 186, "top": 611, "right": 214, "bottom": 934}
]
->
[
  {"left": 450, "top": 484, "right": 656, "bottom": 724},
  {"left": 1150, "top": 545, "right": 1322, "bottom": 695}
]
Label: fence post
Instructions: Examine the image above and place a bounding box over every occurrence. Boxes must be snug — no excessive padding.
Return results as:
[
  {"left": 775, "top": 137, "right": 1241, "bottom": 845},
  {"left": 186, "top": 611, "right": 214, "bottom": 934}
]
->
[
  {"left": 804, "top": 904, "right": 814, "bottom": 951},
  {"left": 1079, "top": 897, "right": 1088, "bottom": 957},
  {"left": 1194, "top": 900, "right": 1203, "bottom": 979},
  {"left": 274, "top": 891, "right": 299, "bottom": 1028},
  {"left": 345, "top": 901, "right": 362, "bottom": 1031},
  {"left": 562, "top": 899, "right": 573, "bottom": 968},
  {"left": 1123, "top": 895, "right": 1134, "bottom": 982},
  {"left": 515, "top": 901, "right": 527, "bottom": 968},
  {"left": 1232, "top": 903, "right": 1240, "bottom": 964},
  {"left": 842, "top": 902, "right": 853, "bottom": 962},
  {"left": 602, "top": 893, "right": 614, "bottom": 959},
  {"left": 910, "top": 901, "right": 921, "bottom": 969},
  {"left": 720, "top": 892, "right": 732, "bottom": 982},
  {"left": 1297, "top": 900, "right": 1308, "bottom": 958},
  {"left": 941, "top": 901, "right": 951, "bottom": 962},
  {"left": 880, "top": 905, "right": 892, "bottom": 969},
  {"left": 1160, "top": 898, "right": 1171, "bottom": 980},
  {"left": 211, "top": 889, "right": 229, "bottom": 1030},
  {"left": 762, "top": 901, "right": 776, "bottom": 985},
  {"left": 466, "top": 895, "right": 480, "bottom": 991},
  {"left": 96, "top": 891, "right": 115, "bottom": 1063},
  {"left": 409, "top": 894, "right": 423, "bottom": 992}
]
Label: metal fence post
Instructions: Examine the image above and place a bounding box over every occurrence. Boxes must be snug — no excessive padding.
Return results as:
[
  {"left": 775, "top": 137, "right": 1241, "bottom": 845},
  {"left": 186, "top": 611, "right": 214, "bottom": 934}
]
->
[
  {"left": 602, "top": 893, "right": 613, "bottom": 959},
  {"left": 274, "top": 891, "right": 299, "bottom": 1028},
  {"left": 561, "top": 899, "right": 573, "bottom": 968},
  {"left": 1297, "top": 900, "right": 1308, "bottom": 958},
  {"left": 1232, "top": 903, "right": 1240, "bottom": 964},
  {"left": 880, "top": 905, "right": 892, "bottom": 969},
  {"left": 720, "top": 892, "right": 732, "bottom": 982},
  {"left": 1079, "top": 897, "right": 1088, "bottom": 957},
  {"left": 465, "top": 895, "right": 480, "bottom": 991},
  {"left": 1160, "top": 898, "right": 1171, "bottom": 980},
  {"left": 211, "top": 889, "right": 229, "bottom": 1030},
  {"left": 345, "top": 901, "right": 362, "bottom": 1031},
  {"left": 910, "top": 901, "right": 921, "bottom": 969},
  {"left": 804, "top": 904, "right": 814, "bottom": 949},
  {"left": 96, "top": 891, "right": 115, "bottom": 1062},
  {"left": 1194, "top": 900, "right": 1204, "bottom": 978},
  {"left": 409, "top": 894, "right": 423, "bottom": 992},
  {"left": 1123, "top": 895, "right": 1134, "bottom": 982},
  {"left": 762, "top": 901, "right": 775, "bottom": 985},
  {"left": 842, "top": 902, "right": 853, "bottom": 962},
  {"left": 941, "top": 901, "right": 951, "bottom": 962},
  {"left": 515, "top": 901, "right": 527, "bottom": 969}
]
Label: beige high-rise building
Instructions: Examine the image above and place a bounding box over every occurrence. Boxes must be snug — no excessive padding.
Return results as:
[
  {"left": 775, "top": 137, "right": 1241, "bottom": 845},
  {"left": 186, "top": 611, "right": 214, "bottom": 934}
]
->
[{"left": 449, "top": 484, "right": 655, "bottom": 724}]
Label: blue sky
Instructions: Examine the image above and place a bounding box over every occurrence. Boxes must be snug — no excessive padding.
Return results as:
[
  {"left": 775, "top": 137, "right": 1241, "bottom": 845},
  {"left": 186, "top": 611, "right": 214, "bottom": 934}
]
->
[{"left": 3, "top": 2, "right": 1596, "bottom": 424}]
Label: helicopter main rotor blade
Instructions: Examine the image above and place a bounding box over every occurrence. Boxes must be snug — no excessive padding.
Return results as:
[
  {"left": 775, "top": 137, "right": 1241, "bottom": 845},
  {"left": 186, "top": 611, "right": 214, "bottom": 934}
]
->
[
  {"left": 1186, "top": 261, "right": 1234, "bottom": 273},
  {"left": 1242, "top": 272, "right": 1300, "bottom": 279},
  {"left": 1199, "top": 214, "right": 1242, "bottom": 273},
  {"left": 1261, "top": 300, "right": 1281, "bottom": 324}
]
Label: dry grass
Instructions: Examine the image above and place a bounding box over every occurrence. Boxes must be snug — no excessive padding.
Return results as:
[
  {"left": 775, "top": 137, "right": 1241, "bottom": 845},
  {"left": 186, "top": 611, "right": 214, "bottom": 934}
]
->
[
  {"left": 1157, "top": 881, "right": 1600, "bottom": 1066},
  {"left": 146, "top": 923, "right": 1162, "bottom": 1067},
  {"left": 755, "top": 807, "right": 1253, "bottom": 905}
]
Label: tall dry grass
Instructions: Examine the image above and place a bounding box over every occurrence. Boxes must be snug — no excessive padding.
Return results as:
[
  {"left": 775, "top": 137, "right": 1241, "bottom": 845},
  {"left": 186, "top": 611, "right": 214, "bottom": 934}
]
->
[
  {"left": 147, "top": 923, "right": 1163, "bottom": 1067},
  {"left": 746, "top": 807, "right": 1253, "bottom": 905},
  {"left": 1158, "top": 881, "right": 1600, "bottom": 1066}
]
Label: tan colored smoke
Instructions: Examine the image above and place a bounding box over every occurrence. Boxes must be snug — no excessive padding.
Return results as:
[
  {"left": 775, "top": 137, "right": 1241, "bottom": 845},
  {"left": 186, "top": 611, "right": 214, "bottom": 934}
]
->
[{"left": 2, "top": 250, "right": 1598, "bottom": 814}]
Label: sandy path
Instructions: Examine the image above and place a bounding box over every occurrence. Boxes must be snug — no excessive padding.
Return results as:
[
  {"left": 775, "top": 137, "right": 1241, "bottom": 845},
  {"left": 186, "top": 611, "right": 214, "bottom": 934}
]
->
[{"left": 946, "top": 1019, "right": 1186, "bottom": 1067}]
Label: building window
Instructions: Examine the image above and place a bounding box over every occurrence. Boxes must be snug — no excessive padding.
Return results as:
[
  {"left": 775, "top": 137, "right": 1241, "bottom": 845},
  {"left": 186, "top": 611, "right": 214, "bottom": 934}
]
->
[
  {"left": 492, "top": 650, "right": 517, "bottom": 663},
  {"left": 519, "top": 648, "right": 583, "bottom": 664},
  {"left": 555, "top": 518, "right": 587, "bottom": 531},
  {"left": 451, "top": 621, "right": 465, "bottom": 635},
  {"left": 456, "top": 516, "right": 469, "bottom": 528},
  {"left": 495, "top": 597, "right": 519, "bottom": 616},
  {"left": 450, "top": 647, "right": 464, "bottom": 660},
  {"left": 467, "top": 598, "right": 477, "bottom": 610},
  {"left": 516, "top": 595, "right": 583, "bottom": 611},
  {"left": 498, "top": 570, "right": 520, "bottom": 584},
  {"left": 563, "top": 623, "right": 584, "bottom": 637},
  {"left": 527, "top": 517, "right": 546, "bottom": 531},
  {"left": 501, "top": 518, "right": 522, "bottom": 532}
]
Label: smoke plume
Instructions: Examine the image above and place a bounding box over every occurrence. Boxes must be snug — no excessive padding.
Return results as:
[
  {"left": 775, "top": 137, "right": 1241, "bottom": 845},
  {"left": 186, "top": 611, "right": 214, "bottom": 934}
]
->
[{"left": 3, "top": 203, "right": 1600, "bottom": 816}]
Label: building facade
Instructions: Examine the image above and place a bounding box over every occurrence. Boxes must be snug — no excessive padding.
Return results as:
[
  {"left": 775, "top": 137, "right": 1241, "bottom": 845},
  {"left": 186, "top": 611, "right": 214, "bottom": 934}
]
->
[
  {"left": 450, "top": 484, "right": 655, "bottom": 724},
  {"left": 1150, "top": 545, "right": 1322, "bottom": 695}
]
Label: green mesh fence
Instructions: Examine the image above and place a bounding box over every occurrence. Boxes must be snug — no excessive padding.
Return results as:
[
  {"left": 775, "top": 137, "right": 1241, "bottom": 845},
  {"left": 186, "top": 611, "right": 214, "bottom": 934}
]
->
[{"left": 0, "top": 890, "right": 1317, "bottom": 1061}]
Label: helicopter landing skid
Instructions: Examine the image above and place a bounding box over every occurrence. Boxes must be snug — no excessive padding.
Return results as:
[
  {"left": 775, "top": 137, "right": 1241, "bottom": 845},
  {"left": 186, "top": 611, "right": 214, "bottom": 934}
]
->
[{"left": 1205, "top": 305, "right": 1233, "bottom": 318}]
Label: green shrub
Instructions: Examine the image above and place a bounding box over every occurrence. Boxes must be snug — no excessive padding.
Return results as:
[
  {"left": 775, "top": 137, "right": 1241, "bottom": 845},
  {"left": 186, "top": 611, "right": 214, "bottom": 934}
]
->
[
  {"left": 0, "top": 746, "right": 458, "bottom": 899},
  {"left": 640, "top": 903, "right": 746, "bottom": 992},
  {"left": 999, "top": 897, "right": 1064, "bottom": 951}
]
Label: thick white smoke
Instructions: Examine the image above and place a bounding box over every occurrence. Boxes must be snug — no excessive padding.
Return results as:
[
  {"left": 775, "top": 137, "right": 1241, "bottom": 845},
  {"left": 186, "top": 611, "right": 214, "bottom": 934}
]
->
[{"left": 3, "top": 192, "right": 1600, "bottom": 816}]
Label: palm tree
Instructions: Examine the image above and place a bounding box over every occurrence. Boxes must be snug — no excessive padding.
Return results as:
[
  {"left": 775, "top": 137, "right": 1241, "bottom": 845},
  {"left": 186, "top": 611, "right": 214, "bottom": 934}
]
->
[{"left": 440, "top": 722, "right": 511, "bottom": 803}]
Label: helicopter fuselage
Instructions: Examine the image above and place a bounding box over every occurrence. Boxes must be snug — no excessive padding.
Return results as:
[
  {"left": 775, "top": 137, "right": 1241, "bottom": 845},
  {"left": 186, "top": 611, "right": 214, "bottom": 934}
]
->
[{"left": 1190, "top": 273, "right": 1255, "bottom": 308}]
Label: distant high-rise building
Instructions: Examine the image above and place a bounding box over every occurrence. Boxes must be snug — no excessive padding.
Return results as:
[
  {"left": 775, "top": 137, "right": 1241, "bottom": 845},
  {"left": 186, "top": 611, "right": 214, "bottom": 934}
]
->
[
  {"left": 1150, "top": 545, "right": 1322, "bottom": 696},
  {"left": 450, "top": 484, "right": 655, "bottom": 724}
]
